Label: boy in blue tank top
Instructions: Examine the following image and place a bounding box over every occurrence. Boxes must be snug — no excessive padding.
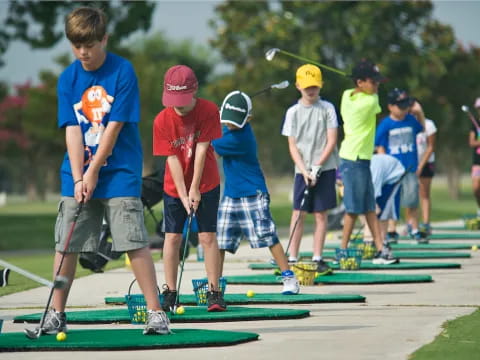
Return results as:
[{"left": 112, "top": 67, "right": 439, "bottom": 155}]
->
[
  {"left": 212, "top": 91, "right": 299, "bottom": 295},
  {"left": 42, "top": 7, "right": 169, "bottom": 336}
]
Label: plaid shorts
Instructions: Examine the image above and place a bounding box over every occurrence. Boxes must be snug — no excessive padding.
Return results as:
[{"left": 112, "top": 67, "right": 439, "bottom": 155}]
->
[{"left": 217, "top": 192, "right": 279, "bottom": 253}]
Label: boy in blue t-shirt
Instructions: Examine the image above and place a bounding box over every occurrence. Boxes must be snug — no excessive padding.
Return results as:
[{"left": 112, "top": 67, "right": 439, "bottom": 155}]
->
[
  {"left": 212, "top": 91, "right": 299, "bottom": 295},
  {"left": 44, "top": 7, "right": 169, "bottom": 336},
  {"left": 375, "top": 88, "right": 426, "bottom": 243}
]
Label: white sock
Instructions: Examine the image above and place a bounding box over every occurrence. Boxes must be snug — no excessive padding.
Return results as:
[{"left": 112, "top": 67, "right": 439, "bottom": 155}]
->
[
  {"left": 312, "top": 256, "right": 322, "bottom": 262},
  {"left": 288, "top": 256, "right": 297, "bottom": 263}
]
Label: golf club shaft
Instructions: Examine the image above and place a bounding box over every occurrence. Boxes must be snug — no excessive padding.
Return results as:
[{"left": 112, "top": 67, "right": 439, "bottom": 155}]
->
[
  {"left": 37, "top": 201, "right": 84, "bottom": 333},
  {"left": 0, "top": 259, "right": 53, "bottom": 287},
  {"left": 278, "top": 49, "right": 348, "bottom": 77},
  {"left": 251, "top": 86, "right": 273, "bottom": 98},
  {"left": 465, "top": 110, "right": 480, "bottom": 129},
  {"left": 284, "top": 187, "right": 310, "bottom": 256},
  {"left": 175, "top": 211, "right": 193, "bottom": 309}
]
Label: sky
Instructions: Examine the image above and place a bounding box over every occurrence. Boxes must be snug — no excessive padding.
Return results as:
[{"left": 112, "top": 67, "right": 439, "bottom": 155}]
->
[{"left": 0, "top": 0, "right": 479, "bottom": 87}]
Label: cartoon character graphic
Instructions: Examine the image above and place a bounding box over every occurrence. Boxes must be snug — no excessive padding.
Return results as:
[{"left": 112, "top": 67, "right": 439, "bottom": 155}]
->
[{"left": 74, "top": 86, "right": 114, "bottom": 147}]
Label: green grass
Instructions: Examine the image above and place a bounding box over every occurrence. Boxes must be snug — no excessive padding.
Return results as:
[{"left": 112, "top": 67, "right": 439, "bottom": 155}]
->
[
  {"left": 410, "top": 308, "right": 480, "bottom": 360},
  {"left": 0, "top": 252, "right": 163, "bottom": 298}
]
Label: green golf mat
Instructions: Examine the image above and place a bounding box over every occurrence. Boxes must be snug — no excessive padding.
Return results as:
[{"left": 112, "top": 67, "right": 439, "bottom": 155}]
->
[
  {"left": 14, "top": 306, "right": 310, "bottom": 324},
  {"left": 249, "top": 261, "right": 460, "bottom": 271},
  {"left": 224, "top": 273, "right": 432, "bottom": 285},
  {"left": 0, "top": 329, "right": 259, "bottom": 352},
  {"left": 105, "top": 293, "right": 365, "bottom": 306},
  {"left": 325, "top": 243, "right": 478, "bottom": 250},
  {"left": 299, "top": 251, "right": 470, "bottom": 259},
  {"left": 433, "top": 226, "right": 470, "bottom": 231},
  {"left": 400, "top": 233, "right": 479, "bottom": 240}
]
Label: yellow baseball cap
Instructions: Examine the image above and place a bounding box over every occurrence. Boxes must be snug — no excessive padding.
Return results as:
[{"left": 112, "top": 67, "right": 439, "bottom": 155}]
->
[{"left": 296, "top": 64, "right": 323, "bottom": 89}]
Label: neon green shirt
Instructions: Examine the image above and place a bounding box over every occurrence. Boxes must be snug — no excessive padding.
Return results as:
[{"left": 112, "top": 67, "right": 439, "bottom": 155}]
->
[{"left": 339, "top": 89, "right": 381, "bottom": 161}]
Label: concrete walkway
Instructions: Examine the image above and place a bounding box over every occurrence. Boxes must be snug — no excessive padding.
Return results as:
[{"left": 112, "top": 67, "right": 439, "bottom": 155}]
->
[{"left": 1, "top": 220, "right": 479, "bottom": 359}]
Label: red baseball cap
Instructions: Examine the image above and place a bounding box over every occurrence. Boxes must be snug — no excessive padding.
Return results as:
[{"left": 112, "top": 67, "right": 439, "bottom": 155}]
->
[{"left": 162, "top": 65, "right": 198, "bottom": 107}]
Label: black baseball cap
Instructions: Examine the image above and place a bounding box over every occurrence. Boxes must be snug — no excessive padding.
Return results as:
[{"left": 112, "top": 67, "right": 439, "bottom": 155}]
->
[
  {"left": 351, "top": 58, "right": 385, "bottom": 82},
  {"left": 387, "top": 88, "right": 414, "bottom": 109}
]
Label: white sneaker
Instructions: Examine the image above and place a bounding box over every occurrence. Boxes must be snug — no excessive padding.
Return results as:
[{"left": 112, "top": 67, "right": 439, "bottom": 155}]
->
[
  {"left": 143, "top": 310, "right": 171, "bottom": 335},
  {"left": 281, "top": 274, "right": 300, "bottom": 295}
]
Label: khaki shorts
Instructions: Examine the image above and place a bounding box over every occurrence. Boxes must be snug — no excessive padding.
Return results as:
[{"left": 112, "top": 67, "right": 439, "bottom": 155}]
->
[{"left": 54, "top": 197, "right": 148, "bottom": 253}]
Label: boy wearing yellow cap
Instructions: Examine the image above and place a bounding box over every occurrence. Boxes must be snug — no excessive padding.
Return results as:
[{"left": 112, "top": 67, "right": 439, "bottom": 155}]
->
[{"left": 281, "top": 64, "right": 339, "bottom": 274}]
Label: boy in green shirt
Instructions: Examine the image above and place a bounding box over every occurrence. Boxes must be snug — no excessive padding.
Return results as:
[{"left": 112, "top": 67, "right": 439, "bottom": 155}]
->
[{"left": 338, "top": 59, "right": 398, "bottom": 265}]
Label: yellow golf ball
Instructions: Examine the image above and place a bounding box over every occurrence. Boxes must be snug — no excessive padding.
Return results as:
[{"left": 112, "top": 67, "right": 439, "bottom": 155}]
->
[
  {"left": 176, "top": 306, "right": 185, "bottom": 315},
  {"left": 56, "top": 332, "right": 67, "bottom": 341},
  {"left": 246, "top": 290, "right": 255, "bottom": 297},
  {"left": 472, "top": 245, "right": 478, "bottom": 251}
]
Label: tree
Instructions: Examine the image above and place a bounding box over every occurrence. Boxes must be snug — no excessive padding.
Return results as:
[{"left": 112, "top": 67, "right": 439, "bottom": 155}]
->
[
  {"left": 207, "top": 1, "right": 480, "bottom": 196},
  {"left": 0, "top": 0, "right": 156, "bottom": 66}
]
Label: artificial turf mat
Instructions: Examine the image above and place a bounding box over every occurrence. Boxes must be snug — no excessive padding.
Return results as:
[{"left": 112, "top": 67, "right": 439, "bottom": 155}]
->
[
  {"left": 14, "top": 306, "right": 310, "bottom": 324},
  {"left": 224, "top": 273, "right": 432, "bottom": 285},
  {"left": 249, "top": 261, "right": 460, "bottom": 271},
  {"left": 0, "top": 328, "right": 259, "bottom": 352},
  {"left": 325, "top": 243, "right": 478, "bottom": 250},
  {"left": 400, "top": 233, "right": 479, "bottom": 240},
  {"left": 105, "top": 292, "right": 365, "bottom": 305},
  {"left": 299, "top": 250, "right": 471, "bottom": 259}
]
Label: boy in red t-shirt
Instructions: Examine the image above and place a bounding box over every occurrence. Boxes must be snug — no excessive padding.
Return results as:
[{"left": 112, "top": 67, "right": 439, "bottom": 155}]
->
[{"left": 153, "top": 65, "right": 225, "bottom": 312}]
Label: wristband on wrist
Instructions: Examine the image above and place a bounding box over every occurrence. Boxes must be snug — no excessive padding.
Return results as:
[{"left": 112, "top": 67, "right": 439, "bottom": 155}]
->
[{"left": 74, "top": 179, "right": 83, "bottom": 185}]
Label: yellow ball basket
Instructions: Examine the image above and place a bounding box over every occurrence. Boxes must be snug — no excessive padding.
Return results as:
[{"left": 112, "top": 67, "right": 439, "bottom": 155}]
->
[
  {"left": 355, "top": 242, "right": 376, "bottom": 259},
  {"left": 192, "top": 277, "right": 227, "bottom": 306},
  {"left": 465, "top": 218, "right": 480, "bottom": 230},
  {"left": 290, "top": 262, "right": 317, "bottom": 286},
  {"left": 335, "top": 248, "right": 363, "bottom": 270},
  {"left": 124, "top": 279, "right": 162, "bottom": 324}
]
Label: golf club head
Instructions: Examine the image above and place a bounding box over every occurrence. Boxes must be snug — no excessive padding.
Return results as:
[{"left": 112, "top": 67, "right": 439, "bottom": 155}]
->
[
  {"left": 271, "top": 80, "right": 289, "bottom": 89},
  {"left": 53, "top": 275, "right": 69, "bottom": 289},
  {"left": 461, "top": 105, "right": 470, "bottom": 113},
  {"left": 265, "top": 48, "right": 280, "bottom": 61},
  {"left": 24, "top": 326, "right": 41, "bottom": 339}
]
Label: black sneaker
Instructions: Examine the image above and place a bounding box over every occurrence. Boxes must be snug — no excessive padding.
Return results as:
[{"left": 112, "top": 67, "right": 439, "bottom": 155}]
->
[
  {"left": 372, "top": 251, "right": 399, "bottom": 265},
  {"left": 1, "top": 268, "right": 10, "bottom": 287},
  {"left": 314, "top": 259, "right": 333, "bottom": 275},
  {"left": 207, "top": 290, "right": 227, "bottom": 312},
  {"left": 386, "top": 232, "right": 399, "bottom": 244},
  {"left": 415, "top": 232, "right": 429, "bottom": 244},
  {"left": 39, "top": 309, "right": 67, "bottom": 334},
  {"left": 161, "top": 285, "right": 177, "bottom": 312}
]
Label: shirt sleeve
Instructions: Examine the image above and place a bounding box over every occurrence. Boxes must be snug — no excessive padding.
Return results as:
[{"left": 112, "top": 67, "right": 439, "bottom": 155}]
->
[
  {"left": 109, "top": 61, "right": 140, "bottom": 123},
  {"left": 281, "top": 106, "right": 296, "bottom": 136},
  {"left": 153, "top": 112, "right": 174, "bottom": 156},
  {"left": 212, "top": 130, "right": 248, "bottom": 156},
  {"left": 198, "top": 103, "right": 221, "bottom": 142},
  {"left": 426, "top": 119, "right": 437, "bottom": 136},
  {"left": 375, "top": 118, "right": 388, "bottom": 148},
  {"left": 57, "top": 71, "right": 78, "bottom": 128},
  {"left": 325, "top": 102, "right": 339, "bottom": 129}
]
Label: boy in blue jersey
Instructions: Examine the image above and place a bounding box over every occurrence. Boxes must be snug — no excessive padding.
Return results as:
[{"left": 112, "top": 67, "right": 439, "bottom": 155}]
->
[
  {"left": 212, "top": 91, "right": 299, "bottom": 295},
  {"left": 43, "top": 7, "right": 169, "bottom": 336},
  {"left": 375, "top": 88, "right": 426, "bottom": 243}
]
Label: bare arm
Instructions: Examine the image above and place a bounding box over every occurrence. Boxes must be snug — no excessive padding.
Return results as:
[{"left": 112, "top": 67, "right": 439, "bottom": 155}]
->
[
  {"left": 189, "top": 141, "right": 210, "bottom": 211},
  {"left": 287, "top": 136, "right": 312, "bottom": 185},
  {"left": 469, "top": 131, "right": 480, "bottom": 148},
  {"left": 65, "top": 126, "right": 85, "bottom": 203},
  {"left": 82, "top": 121, "right": 124, "bottom": 201},
  {"left": 167, "top": 155, "right": 190, "bottom": 212},
  {"left": 375, "top": 146, "right": 386, "bottom": 154},
  {"left": 314, "top": 127, "right": 338, "bottom": 167}
]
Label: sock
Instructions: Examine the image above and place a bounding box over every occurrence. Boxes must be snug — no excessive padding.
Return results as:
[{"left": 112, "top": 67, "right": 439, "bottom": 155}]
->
[
  {"left": 281, "top": 270, "right": 294, "bottom": 277},
  {"left": 312, "top": 256, "right": 322, "bottom": 262},
  {"left": 288, "top": 256, "right": 297, "bottom": 263},
  {"left": 411, "top": 229, "right": 419, "bottom": 235}
]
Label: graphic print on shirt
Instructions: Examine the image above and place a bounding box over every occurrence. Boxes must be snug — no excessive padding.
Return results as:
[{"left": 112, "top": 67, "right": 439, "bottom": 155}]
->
[
  {"left": 388, "top": 127, "right": 414, "bottom": 155},
  {"left": 73, "top": 85, "right": 114, "bottom": 148},
  {"left": 170, "top": 125, "right": 201, "bottom": 164}
]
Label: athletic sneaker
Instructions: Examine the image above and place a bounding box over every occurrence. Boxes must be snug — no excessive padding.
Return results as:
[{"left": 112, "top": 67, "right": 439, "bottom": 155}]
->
[
  {"left": 161, "top": 285, "right": 177, "bottom": 312},
  {"left": 0, "top": 268, "right": 10, "bottom": 287},
  {"left": 143, "top": 310, "right": 171, "bottom": 335},
  {"left": 372, "top": 251, "right": 399, "bottom": 265},
  {"left": 39, "top": 309, "right": 67, "bottom": 334},
  {"left": 420, "top": 223, "right": 432, "bottom": 236},
  {"left": 386, "top": 232, "right": 399, "bottom": 244},
  {"left": 281, "top": 270, "right": 300, "bottom": 295},
  {"left": 314, "top": 259, "right": 333, "bottom": 275},
  {"left": 415, "top": 231, "right": 429, "bottom": 244},
  {"left": 207, "top": 290, "right": 227, "bottom": 312}
]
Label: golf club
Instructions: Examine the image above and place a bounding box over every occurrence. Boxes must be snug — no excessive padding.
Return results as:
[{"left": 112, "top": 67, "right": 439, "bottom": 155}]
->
[
  {"left": 0, "top": 259, "right": 68, "bottom": 289},
  {"left": 251, "top": 80, "right": 290, "bottom": 98},
  {"left": 461, "top": 105, "right": 480, "bottom": 129},
  {"left": 24, "top": 201, "right": 84, "bottom": 340},
  {"left": 265, "top": 48, "right": 349, "bottom": 77},
  {"left": 173, "top": 210, "right": 194, "bottom": 313},
  {"left": 284, "top": 185, "right": 311, "bottom": 257}
]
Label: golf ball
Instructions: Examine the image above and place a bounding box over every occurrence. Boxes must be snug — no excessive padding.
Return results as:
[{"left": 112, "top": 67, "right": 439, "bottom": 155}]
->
[
  {"left": 246, "top": 290, "right": 255, "bottom": 297},
  {"left": 472, "top": 245, "right": 478, "bottom": 251},
  {"left": 176, "top": 306, "right": 185, "bottom": 315},
  {"left": 56, "top": 332, "right": 67, "bottom": 341}
]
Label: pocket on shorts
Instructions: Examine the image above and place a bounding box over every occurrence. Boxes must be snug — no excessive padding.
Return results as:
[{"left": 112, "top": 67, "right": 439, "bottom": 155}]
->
[
  {"left": 122, "top": 199, "right": 145, "bottom": 242},
  {"left": 252, "top": 194, "right": 275, "bottom": 239},
  {"left": 54, "top": 200, "right": 65, "bottom": 245}
]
